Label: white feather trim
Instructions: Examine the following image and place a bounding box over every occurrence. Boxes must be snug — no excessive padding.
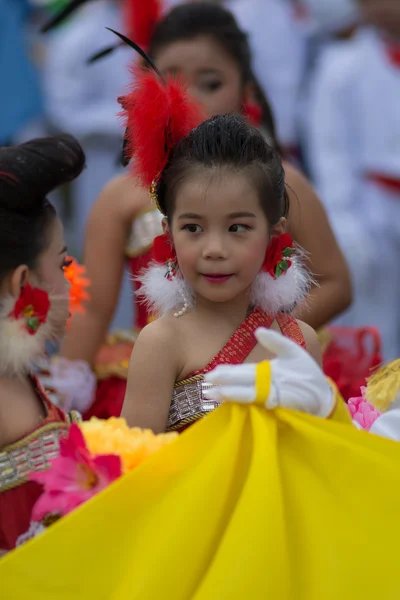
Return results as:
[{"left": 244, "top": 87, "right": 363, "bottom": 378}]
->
[
  {"left": 250, "top": 251, "right": 314, "bottom": 315},
  {"left": 0, "top": 294, "right": 69, "bottom": 377},
  {"left": 136, "top": 249, "right": 314, "bottom": 317},
  {"left": 136, "top": 263, "right": 194, "bottom": 317}
]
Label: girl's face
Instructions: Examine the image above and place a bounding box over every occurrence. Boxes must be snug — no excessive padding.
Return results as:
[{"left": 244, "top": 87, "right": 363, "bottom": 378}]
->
[
  {"left": 170, "top": 169, "right": 273, "bottom": 307},
  {"left": 153, "top": 35, "right": 245, "bottom": 118},
  {"left": 33, "top": 216, "right": 70, "bottom": 337}
]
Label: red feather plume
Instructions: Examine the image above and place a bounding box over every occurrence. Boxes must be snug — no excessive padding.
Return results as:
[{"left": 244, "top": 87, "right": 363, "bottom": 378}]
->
[
  {"left": 120, "top": 66, "right": 205, "bottom": 188},
  {"left": 122, "top": 0, "right": 163, "bottom": 51}
]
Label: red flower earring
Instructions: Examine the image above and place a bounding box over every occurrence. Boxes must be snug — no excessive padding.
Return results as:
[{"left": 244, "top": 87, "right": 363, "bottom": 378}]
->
[
  {"left": 11, "top": 283, "right": 50, "bottom": 335},
  {"left": 242, "top": 101, "right": 262, "bottom": 127},
  {"left": 152, "top": 233, "right": 178, "bottom": 280},
  {"left": 262, "top": 233, "right": 296, "bottom": 278},
  {"left": 148, "top": 233, "right": 190, "bottom": 318}
]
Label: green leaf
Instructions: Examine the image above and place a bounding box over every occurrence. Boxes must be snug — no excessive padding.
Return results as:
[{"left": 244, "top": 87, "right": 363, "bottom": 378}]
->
[
  {"left": 27, "top": 317, "right": 39, "bottom": 331},
  {"left": 280, "top": 260, "right": 289, "bottom": 272},
  {"left": 282, "top": 247, "right": 295, "bottom": 257}
]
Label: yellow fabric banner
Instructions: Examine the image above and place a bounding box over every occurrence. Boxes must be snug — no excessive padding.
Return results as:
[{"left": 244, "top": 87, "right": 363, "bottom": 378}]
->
[{"left": 2, "top": 404, "right": 400, "bottom": 599}]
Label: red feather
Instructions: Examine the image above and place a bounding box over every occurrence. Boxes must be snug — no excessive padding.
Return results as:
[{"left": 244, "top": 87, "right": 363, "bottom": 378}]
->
[
  {"left": 120, "top": 66, "right": 205, "bottom": 187},
  {"left": 122, "top": 0, "right": 163, "bottom": 51}
]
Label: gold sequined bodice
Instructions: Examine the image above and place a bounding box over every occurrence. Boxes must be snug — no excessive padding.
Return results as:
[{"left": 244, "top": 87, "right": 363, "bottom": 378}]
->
[{"left": 167, "top": 376, "right": 220, "bottom": 432}]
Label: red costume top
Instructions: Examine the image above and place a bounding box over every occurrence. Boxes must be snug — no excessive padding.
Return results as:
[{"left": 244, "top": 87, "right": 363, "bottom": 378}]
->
[{"left": 167, "top": 310, "right": 306, "bottom": 433}]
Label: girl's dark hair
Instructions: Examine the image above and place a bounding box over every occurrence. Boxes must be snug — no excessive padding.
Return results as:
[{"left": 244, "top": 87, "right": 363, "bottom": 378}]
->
[
  {"left": 0, "top": 134, "right": 85, "bottom": 281},
  {"left": 158, "top": 114, "right": 288, "bottom": 225},
  {"left": 148, "top": 3, "right": 279, "bottom": 147}
]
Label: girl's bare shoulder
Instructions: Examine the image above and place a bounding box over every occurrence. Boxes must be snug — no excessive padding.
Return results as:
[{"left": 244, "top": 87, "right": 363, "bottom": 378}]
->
[
  {"left": 133, "top": 314, "right": 184, "bottom": 360},
  {"left": 92, "top": 173, "right": 151, "bottom": 223}
]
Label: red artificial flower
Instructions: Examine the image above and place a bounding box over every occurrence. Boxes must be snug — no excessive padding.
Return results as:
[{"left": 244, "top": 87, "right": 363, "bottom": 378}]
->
[
  {"left": 152, "top": 234, "right": 178, "bottom": 280},
  {"left": 242, "top": 101, "right": 262, "bottom": 127},
  {"left": 262, "top": 233, "right": 296, "bottom": 278},
  {"left": 152, "top": 234, "right": 176, "bottom": 264},
  {"left": 30, "top": 424, "right": 122, "bottom": 521},
  {"left": 11, "top": 283, "right": 50, "bottom": 335}
]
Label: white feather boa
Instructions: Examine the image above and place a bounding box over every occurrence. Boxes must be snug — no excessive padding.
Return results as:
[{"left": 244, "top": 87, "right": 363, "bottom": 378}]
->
[
  {"left": 0, "top": 295, "right": 69, "bottom": 377},
  {"left": 136, "top": 248, "right": 314, "bottom": 317}
]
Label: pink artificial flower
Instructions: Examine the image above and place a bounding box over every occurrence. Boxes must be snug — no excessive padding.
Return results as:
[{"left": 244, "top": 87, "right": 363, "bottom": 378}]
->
[
  {"left": 30, "top": 424, "right": 122, "bottom": 521},
  {"left": 348, "top": 387, "right": 381, "bottom": 431}
]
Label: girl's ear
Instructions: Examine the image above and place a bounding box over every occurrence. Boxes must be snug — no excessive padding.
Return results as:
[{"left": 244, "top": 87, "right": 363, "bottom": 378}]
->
[
  {"left": 9, "top": 265, "right": 29, "bottom": 298},
  {"left": 271, "top": 217, "right": 287, "bottom": 238},
  {"left": 162, "top": 217, "right": 169, "bottom": 234}
]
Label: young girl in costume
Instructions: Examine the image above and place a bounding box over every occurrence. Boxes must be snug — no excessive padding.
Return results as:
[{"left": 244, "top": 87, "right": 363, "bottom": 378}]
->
[
  {"left": 0, "top": 134, "right": 85, "bottom": 551},
  {"left": 58, "top": 3, "right": 351, "bottom": 420},
  {"left": 114, "top": 36, "right": 323, "bottom": 432},
  {"left": 122, "top": 117, "right": 334, "bottom": 433}
]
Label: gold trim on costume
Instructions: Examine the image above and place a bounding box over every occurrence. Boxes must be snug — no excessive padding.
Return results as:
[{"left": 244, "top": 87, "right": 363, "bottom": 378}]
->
[
  {"left": 0, "top": 408, "right": 80, "bottom": 492},
  {"left": 125, "top": 207, "right": 163, "bottom": 258},
  {"left": 0, "top": 423, "right": 68, "bottom": 492},
  {"left": 167, "top": 376, "right": 220, "bottom": 432}
]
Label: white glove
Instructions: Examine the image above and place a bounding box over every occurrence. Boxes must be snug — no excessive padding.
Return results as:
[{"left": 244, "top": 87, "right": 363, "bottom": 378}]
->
[
  {"left": 38, "top": 357, "right": 96, "bottom": 414},
  {"left": 369, "top": 409, "right": 400, "bottom": 441},
  {"left": 204, "top": 328, "right": 334, "bottom": 418}
]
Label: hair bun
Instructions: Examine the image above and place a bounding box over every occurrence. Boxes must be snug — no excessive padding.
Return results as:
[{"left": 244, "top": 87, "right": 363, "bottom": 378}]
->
[{"left": 0, "top": 134, "right": 85, "bottom": 215}]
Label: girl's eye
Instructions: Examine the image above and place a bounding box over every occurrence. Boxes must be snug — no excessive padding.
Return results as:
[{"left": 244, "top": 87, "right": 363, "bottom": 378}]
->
[
  {"left": 199, "top": 78, "right": 223, "bottom": 93},
  {"left": 61, "top": 258, "right": 72, "bottom": 271},
  {"left": 229, "top": 224, "right": 251, "bottom": 233},
  {"left": 183, "top": 224, "right": 202, "bottom": 233}
]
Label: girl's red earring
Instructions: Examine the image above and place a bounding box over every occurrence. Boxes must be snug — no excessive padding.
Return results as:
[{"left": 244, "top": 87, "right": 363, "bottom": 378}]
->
[
  {"left": 262, "top": 233, "right": 296, "bottom": 279},
  {"left": 242, "top": 101, "right": 262, "bottom": 127},
  {"left": 152, "top": 233, "right": 178, "bottom": 280},
  {"left": 10, "top": 283, "right": 50, "bottom": 335},
  {"left": 149, "top": 234, "right": 189, "bottom": 317}
]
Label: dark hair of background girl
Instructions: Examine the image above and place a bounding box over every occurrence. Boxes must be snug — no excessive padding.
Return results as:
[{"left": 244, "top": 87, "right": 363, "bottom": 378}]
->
[
  {"left": 148, "top": 3, "right": 280, "bottom": 150},
  {"left": 157, "top": 114, "right": 289, "bottom": 225},
  {"left": 0, "top": 134, "right": 85, "bottom": 282}
]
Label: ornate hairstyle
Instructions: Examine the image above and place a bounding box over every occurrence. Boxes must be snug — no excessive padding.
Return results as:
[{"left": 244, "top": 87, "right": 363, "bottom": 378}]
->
[{"left": 0, "top": 135, "right": 86, "bottom": 375}]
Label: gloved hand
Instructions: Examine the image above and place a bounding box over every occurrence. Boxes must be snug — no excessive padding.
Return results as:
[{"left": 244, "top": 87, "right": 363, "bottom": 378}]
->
[
  {"left": 204, "top": 328, "right": 334, "bottom": 418},
  {"left": 369, "top": 409, "right": 400, "bottom": 441},
  {"left": 38, "top": 357, "right": 96, "bottom": 414}
]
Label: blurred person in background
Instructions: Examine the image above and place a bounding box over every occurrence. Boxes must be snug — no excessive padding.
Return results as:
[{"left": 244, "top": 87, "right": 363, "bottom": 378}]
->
[
  {"left": 0, "top": 0, "right": 45, "bottom": 146},
  {"left": 41, "top": 0, "right": 134, "bottom": 328},
  {"left": 42, "top": 0, "right": 130, "bottom": 255},
  {"left": 305, "top": 0, "right": 400, "bottom": 361},
  {"left": 296, "top": 0, "right": 360, "bottom": 167},
  {"left": 223, "top": 0, "right": 307, "bottom": 158}
]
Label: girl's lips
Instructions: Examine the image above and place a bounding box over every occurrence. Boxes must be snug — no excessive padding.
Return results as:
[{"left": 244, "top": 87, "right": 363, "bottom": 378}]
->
[{"left": 202, "top": 274, "right": 233, "bottom": 284}]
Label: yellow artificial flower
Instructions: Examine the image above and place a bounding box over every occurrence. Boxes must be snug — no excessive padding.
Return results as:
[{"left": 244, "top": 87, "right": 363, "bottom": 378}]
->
[{"left": 80, "top": 418, "right": 177, "bottom": 474}]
